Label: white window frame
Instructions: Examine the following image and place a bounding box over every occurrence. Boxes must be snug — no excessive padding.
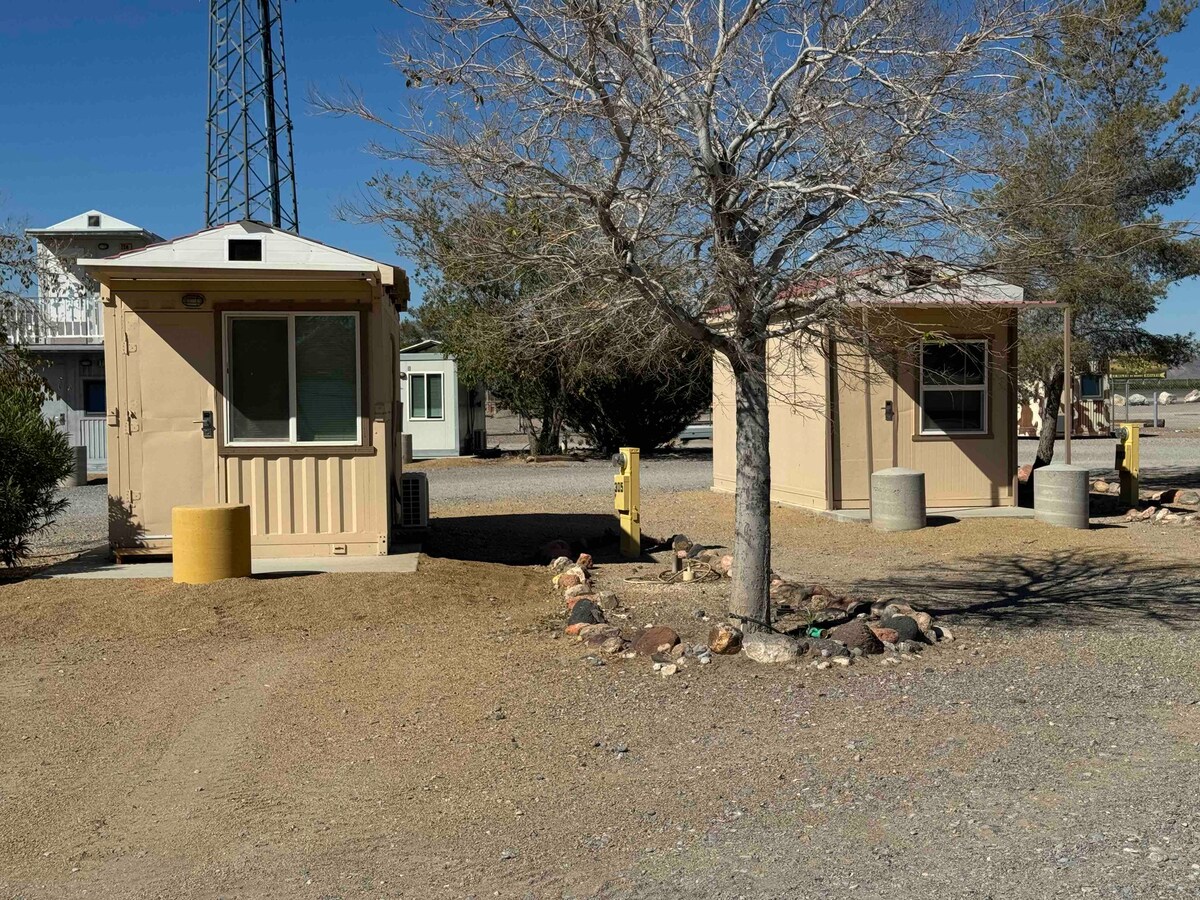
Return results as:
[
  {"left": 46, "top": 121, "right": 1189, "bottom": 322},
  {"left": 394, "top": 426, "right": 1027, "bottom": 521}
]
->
[
  {"left": 919, "top": 338, "right": 989, "bottom": 436},
  {"left": 408, "top": 371, "right": 446, "bottom": 421},
  {"left": 222, "top": 311, "right": 362, "bottom": 447}
]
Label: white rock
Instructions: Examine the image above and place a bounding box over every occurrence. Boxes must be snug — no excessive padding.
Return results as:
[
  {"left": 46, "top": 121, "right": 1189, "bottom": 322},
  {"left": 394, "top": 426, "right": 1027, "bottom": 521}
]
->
[
  {"left": 742, "top": 631, "right": 803, "bottom": 664},
  {"left": 1128, "top": 393, "right": 1148, "bottom": 405},
  {"left": 1158, "top": 391, "right": 1177, "bottom": 405},
  {"left": 1184, "top": 389, "right": 1200, "bottom": 403}
]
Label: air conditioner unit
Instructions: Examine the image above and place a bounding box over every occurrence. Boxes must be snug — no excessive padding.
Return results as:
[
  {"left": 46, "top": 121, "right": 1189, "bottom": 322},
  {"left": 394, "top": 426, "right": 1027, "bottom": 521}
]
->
[{"left": 396, "top": 471, "right": 429, "bottom": 529}]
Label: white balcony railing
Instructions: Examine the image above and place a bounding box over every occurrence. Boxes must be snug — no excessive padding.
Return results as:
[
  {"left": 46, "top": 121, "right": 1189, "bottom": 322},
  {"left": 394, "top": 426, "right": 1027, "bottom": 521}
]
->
[{"left": 3, "top": 293, "right": 104, "bottom": 345}]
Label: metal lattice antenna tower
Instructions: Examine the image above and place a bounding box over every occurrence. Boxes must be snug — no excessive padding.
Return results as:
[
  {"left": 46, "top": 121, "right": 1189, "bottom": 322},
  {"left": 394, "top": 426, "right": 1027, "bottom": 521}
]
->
[{"left": 205, "top": 0, "right": 299, "bottom": 232}]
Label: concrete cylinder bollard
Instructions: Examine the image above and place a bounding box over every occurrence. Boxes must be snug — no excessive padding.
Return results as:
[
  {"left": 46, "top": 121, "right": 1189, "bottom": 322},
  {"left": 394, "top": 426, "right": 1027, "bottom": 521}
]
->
[
  {"left": 60, "top": 446, "right": 88, "bottom": 488},
  {"left": 1033, "top": 463, "right": 1090, "bottom": 529},
  {"left": 172, "top": 505, "right": 252, "bottom": 584},
  {"left": 870, "top": 467, "right": 926, "bottom": 532}
]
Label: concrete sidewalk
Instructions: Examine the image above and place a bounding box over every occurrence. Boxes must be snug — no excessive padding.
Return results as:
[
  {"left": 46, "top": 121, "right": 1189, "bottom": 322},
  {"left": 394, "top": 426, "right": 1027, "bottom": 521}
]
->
[{"left": 43, "top": 546, "right": 421, "bottom": 579}]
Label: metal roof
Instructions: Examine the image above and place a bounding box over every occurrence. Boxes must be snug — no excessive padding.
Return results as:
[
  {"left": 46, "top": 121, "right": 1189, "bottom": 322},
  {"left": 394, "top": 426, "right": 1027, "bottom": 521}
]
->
[
  {"left": 26, "top": 209, "right": 159, "bottom": 239},
  {"left": 399, "top": 339, "right": 445, "bottom": 354},
  {"left": 79, "top": 220, "right": 397, "bottom": 278}
]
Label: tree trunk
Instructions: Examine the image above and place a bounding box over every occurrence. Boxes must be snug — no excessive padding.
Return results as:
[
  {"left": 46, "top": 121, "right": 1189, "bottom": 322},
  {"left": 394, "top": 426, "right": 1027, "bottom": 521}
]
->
[
  {"left": 1034, "top": 368, "right": 1064, "bottom": 469},
  {"left": 532, "top": 405, "right": 563, "bottom": 455},
  {"left": 729, "top": 345, "right": 772, "bottom": 629}
]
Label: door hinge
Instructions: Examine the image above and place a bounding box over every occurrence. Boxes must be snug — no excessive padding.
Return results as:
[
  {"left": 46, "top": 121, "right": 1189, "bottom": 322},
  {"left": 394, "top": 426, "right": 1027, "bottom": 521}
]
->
[
  {"left": 126, "top": 410, "right": 140, "bottom": 434},
  {"left": 107, "top": 407, "right": 119, "bottom": 427},
  {"left": 127, "top": 490, "right": 141, "bottom": 506},
  {"left": 123, "top": 332, "right": 137, "bottom": 354}
]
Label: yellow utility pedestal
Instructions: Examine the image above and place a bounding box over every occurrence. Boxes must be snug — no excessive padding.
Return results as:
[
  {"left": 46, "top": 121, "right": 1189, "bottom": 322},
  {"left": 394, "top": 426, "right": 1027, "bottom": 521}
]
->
[
  {"left": 613, "top": 447, "right": 641, "bottom": 558},
  {"left": 1115, "top": 424, "right": 1140, "bottom": 507},
  {"left": 172, "top": 505, "right": 252, "bottom": 584}
]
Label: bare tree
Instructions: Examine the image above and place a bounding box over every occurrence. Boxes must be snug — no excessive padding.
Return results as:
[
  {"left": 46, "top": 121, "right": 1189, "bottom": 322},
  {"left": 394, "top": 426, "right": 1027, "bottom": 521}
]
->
[{"left": 321, "top": 0, "right": 1049, "bottom": 626}]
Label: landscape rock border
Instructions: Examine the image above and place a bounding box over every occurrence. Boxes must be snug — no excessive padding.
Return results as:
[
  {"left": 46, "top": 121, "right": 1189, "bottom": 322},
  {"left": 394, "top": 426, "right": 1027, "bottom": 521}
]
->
[{"left": 542, "top": 536, "right": 957, "bottom": 674}]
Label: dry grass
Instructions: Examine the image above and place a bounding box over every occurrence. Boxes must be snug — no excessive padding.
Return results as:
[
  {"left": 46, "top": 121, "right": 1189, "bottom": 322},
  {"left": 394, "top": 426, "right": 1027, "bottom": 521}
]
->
[{"left": 2, "top": 493, "right": 1198, "bottom": 898}]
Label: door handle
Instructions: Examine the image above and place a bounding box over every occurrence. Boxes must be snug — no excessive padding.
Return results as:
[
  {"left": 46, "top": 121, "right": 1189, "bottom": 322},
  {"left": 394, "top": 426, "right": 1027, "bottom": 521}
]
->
[
  {"left": 194, "top": 410, "right": 215, "bottom": 438},
  {"left": 882, "top": 400, "right": 894, "bottom": 421}
]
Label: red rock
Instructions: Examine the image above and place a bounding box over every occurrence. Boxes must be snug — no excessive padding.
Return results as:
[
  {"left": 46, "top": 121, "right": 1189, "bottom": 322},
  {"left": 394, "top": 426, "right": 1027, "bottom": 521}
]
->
[
  {"left": 870, "top": 625, "right": 900, "bottom": 644},
  {"left": 558, "top": 573, "right": 582, "bottom": 590},
  {"left": 828, "top": 620, "right": 884, "bottom": 655},
  {"left": 1017, "top": 464, "right": 1033, "bottom": 483},
  {"left": 632, "top": 625, "right": 680, "bottom": 656},
  {"left": 565, "top": 622, "right": 587, "bottom": 636},
  {"left": 576, "top": 552, "right": 593, "bottom": 570}
]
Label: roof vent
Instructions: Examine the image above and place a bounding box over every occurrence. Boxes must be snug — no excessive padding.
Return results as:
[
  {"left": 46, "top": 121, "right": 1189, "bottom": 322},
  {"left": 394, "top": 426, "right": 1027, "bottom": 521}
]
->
[
  {"left": 228, "top": 239, "right": 262, "bottom": 262},
  {"left": 87, "top": 215, "right": 101, "bottom": 227}
]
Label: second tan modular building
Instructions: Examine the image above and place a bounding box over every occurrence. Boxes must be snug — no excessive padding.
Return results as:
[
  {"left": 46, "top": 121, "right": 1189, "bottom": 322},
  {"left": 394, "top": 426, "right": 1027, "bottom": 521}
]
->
[
  {"left": 82, "top": 221, "right": 410, "bottom": 558},
  {"left": 714, "top": 273, "right": 1044, "bottom": 511}
]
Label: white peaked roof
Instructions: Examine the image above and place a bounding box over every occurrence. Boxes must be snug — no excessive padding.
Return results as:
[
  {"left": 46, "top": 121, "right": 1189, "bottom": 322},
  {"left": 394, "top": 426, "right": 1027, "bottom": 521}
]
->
[
  {"left": 79, "top": 221, "right": 398, "bottom": 280},
  {"left": 27, "top": 209, "right": 158, "bottom": 238},
  {"left": 400, "top": 339, "right": 445, "bottom": 354}
]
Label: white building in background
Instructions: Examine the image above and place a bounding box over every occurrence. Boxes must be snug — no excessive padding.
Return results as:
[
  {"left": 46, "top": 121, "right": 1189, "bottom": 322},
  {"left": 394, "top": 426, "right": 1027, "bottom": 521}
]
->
[
  {"left": 399, "top": 339, "right": 487, "bottom": 458},
  {"left": 19, "top": 210, "right": 161, "bottom": 472}
]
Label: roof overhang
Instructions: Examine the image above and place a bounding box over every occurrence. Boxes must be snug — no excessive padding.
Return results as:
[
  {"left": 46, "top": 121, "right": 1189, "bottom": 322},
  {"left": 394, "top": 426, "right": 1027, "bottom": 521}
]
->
[
  {"left": 29, "top": 228, "right": 158, "bottom": 240},
  {"left": 849, "top": 298, "right": 1059, "bottom": 309}
]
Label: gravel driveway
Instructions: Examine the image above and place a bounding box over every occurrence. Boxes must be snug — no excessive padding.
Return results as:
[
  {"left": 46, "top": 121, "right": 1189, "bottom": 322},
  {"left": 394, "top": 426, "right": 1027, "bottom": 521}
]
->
[
  {"left": 417, "top": 452, "right": 713, "bottom": 506},
  {"left": 1018, "top": 428, "right": 1200, "bottom": 489},
  {"left": 26, "top": 483, "right": 107, "bottom": 561}
]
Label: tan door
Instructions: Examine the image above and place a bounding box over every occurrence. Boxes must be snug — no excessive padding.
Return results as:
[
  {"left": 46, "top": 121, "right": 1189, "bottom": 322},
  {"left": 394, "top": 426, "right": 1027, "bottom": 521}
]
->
[
  {"left": 831, "top": 344, "right": 897, "bottom": 507},
  {"left": 120, "top": 311, "right": 218, "bottom": 540}
]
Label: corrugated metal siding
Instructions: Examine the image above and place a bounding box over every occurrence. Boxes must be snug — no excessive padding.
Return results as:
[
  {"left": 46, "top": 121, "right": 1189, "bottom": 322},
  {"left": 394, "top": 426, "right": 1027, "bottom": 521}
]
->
[{"left": 222, "top": 455, "right": 373, "bottom": 537}]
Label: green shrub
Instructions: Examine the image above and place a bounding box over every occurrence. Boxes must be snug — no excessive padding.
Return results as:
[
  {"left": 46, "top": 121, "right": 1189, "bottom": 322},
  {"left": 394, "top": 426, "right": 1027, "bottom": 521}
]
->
[
  {"left": 0, "top": 364, "right": 74, "bottom": 566},
  {"left": 563, "top": 349, "right": 712, "bottom": 455}
]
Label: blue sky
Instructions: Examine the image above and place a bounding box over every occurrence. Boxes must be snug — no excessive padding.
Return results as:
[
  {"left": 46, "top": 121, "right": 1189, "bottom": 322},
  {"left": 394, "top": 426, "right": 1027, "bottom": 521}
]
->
[{"left": 1, "top": 0, "right": 1197, "bottom": 334}]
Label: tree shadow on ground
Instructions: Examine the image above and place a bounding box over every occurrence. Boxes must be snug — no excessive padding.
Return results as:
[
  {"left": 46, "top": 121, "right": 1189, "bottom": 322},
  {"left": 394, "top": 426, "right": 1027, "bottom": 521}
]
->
[
  {"left": 850, "top": 549, "right": 1200, "bottom": 630},
  {"left": 424, "top": 512, "right": 659, "bottom": 565}
]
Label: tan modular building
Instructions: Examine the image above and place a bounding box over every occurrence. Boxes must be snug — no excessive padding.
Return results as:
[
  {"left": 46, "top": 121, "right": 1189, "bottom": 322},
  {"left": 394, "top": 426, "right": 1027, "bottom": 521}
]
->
[
  {"left": 1017, "top": 367, "right": 1114, "bottom": 439},
  {"left": 81, "top": 221, "right": 410, "bottom": 558},
  {"left": 714, "top": 276, "right": 1041, "bottom": 511}
]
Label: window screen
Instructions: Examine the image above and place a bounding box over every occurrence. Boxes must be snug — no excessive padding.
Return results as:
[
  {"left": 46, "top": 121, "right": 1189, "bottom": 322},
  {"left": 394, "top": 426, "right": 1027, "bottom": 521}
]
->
[
  {"left": 295, "top": 315, "right": 358, "bottom": 442},
  {"left": 920, "top": 340, "right": 987, "bottom": 434},
  {"left": 228, "top": 317, "right": 290, "bottom": 440}
]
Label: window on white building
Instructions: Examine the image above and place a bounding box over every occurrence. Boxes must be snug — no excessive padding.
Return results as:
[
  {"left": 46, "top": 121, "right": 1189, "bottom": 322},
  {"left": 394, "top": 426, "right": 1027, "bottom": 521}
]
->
[{"left": 409, "top": 373, "right": 445, "bottom": 420}]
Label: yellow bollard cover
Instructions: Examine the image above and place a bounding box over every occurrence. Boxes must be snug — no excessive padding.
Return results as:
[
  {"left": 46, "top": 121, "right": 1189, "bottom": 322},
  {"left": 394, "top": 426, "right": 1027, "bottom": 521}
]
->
[{"left": 171, "top": 505, "right": 252, "bottom": 584}]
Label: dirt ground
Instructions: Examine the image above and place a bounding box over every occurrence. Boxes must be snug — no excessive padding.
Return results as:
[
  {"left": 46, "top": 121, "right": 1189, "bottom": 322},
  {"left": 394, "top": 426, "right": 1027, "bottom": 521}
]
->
[{"left": 2, "top": 487, "right": 1199, "bottom": 899}]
